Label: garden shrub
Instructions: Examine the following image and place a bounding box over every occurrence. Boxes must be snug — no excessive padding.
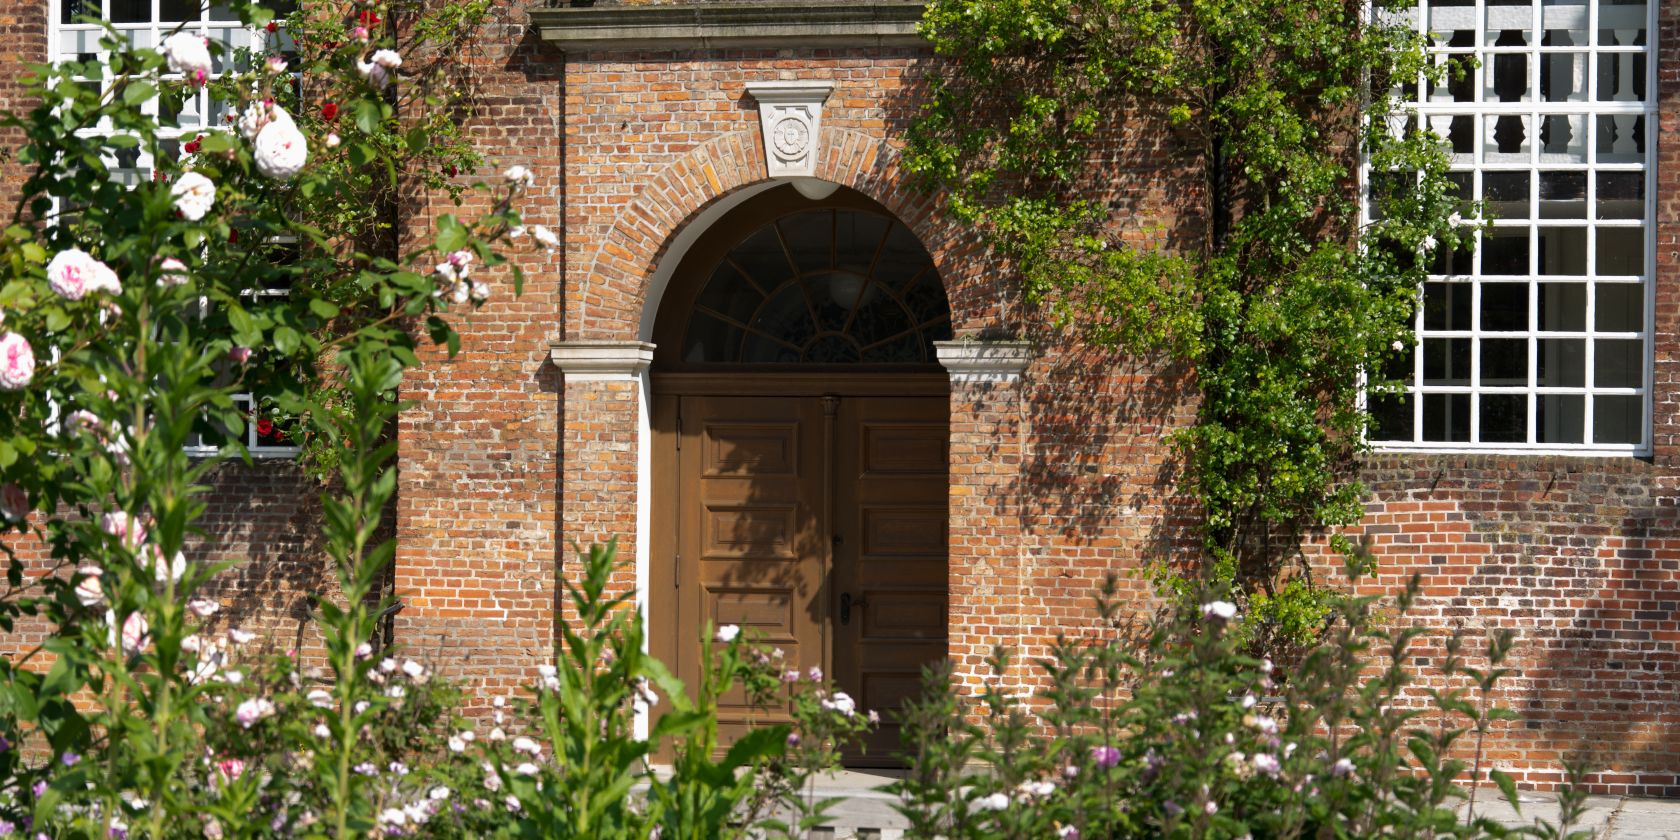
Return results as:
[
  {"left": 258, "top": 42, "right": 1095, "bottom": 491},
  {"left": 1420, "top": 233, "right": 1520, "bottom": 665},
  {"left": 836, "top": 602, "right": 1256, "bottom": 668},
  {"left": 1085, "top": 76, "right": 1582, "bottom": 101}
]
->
[{"left": 892, "top": 559, "right": 1594, "bottom": 840}]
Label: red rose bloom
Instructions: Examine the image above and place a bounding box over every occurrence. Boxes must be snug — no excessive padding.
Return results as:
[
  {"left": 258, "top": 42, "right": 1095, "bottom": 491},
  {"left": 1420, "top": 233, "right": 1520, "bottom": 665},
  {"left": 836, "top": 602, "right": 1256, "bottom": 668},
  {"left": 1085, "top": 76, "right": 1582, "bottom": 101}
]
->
[
  {"left": 265, "top": 20, "right": 278, "bottom": 32},
  {"left": 358, "top": 10, "right": 380, "bottom": 26},
  {"left": 256, "top": 419, "right": 274, "bottom": 437},
  {"left": 320, "top": 102, "right": 339, "bottom": 121}
]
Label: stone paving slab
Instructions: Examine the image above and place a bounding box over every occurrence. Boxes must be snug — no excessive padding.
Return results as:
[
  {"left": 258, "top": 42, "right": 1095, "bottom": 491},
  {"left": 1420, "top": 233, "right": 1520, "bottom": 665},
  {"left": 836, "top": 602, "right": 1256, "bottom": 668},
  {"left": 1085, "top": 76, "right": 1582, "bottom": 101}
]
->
[
  {"left": 793, "top": 772, "right": 1680, "bottom": 839},
  {"left": 1455, "top": 792, "right": 1680, "bottom": 839}
]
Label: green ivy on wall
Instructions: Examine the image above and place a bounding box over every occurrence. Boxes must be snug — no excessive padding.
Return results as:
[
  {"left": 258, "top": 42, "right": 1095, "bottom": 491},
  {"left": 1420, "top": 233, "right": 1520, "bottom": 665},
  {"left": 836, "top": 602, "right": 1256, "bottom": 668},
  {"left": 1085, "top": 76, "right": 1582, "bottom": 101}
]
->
[{"left": 903, "top": 0, "right": 1473, "bottom": 648}]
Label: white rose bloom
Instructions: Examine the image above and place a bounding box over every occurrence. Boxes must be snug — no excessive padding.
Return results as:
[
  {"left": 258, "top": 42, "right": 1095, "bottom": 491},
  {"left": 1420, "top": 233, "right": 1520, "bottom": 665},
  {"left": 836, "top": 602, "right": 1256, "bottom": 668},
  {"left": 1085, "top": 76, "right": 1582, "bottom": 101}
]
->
[
  {"left": 515, "top": 762, "right": 539, "bottom": 776},
  {"left": 170, "top": 171, "right": 216, "bottom": 221},
  {"left": 470, "top": 281, "right": 490, "bottom": 303},
  {"left": 401, "top": 659, "right": 425, "bottom": 679},
  {"left": 307, "top": 689, "right": 333, "bottom": 709},
  {"left": 512, "top": 736, "right": 541, "bottom": 756},
  {"left": 503, "top": 165, "right": 534, "bottom": 188},
  {"left": 314, "top": 724, "right": 330, "bottom": 738},
  {"left": 254, "top": 116, "right": 308, "bottom": 180},
  {"left": 229, "top": 628, "right": 257, "bottom": 645},
  {"left": 974, "top": 792, "right": 1010, "bottom": 811},
  {"left": 371, "top": 49, "right": 402, "bottom": 69},
  {"left": 531, "top": 225, "right": 559, "bottom": 250},
  {"left": 161, "top": 32, "right": 212, "bottom": 85},
  {"left": 715, "top": 624, "right": 740, "bottom": 643},
  {"left": 1201, "top": 600, "right": 1238, "bottom": 620},
  {"left": 450, "top": 282, "right": 470, "bottom": 305},
  {"left": 447, "top": 736, "right": 466, "bottom": 753}
]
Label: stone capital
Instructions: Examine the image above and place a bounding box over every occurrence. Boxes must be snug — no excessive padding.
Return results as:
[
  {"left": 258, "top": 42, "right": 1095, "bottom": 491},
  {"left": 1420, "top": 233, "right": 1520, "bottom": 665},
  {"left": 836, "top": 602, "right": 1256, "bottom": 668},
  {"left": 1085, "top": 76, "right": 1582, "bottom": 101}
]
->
[
  {"left": 934, "top": 340, "right": 1033, "bottom": 384},
  {"left": 549, "top": 340, "right": 656, "bottom": 382}
]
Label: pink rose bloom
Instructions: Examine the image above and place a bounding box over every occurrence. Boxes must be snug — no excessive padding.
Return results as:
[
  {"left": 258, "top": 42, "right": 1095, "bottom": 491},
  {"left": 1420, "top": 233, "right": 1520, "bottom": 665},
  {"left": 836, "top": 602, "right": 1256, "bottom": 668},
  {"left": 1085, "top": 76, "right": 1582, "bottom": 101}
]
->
[
  {"left": 47, "top": 248, "right": 119, "bottom": 300},
  {"left": 0, "top": 483, "right": 26, "bottom": 521},
  {"left": 214, "top": 758, "right": 245, "bottom": 783},
  {"left": 74, "top": 566, "right": 103, "bottom": 607},
  {"left": 234, "top": 697, "right": 275, "bottom": 728},
  {"left": 0, "top": 333, "right": 30, "bottom": 391},
  {"left": 111, "top": 609, "right": 149, "bottom": 653},
  {"left": 101, "top": 511, "right": 146, "bottom": 547},
  {"left": 227, "top": 346, "right": 252, "bottom": 364}
]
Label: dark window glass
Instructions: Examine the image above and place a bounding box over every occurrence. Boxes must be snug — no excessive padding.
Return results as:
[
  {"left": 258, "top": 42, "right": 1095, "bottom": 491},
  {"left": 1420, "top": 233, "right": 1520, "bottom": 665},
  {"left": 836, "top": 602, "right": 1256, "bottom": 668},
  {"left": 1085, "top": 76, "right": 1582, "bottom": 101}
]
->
[{"left": 684, "top": 209, "right": 950, "bottom": 365}]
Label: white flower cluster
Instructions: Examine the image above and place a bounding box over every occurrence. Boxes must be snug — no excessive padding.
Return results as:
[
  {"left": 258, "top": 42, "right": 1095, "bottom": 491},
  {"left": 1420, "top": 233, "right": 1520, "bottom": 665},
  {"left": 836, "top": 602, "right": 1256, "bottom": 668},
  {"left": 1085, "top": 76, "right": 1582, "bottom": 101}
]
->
[
  {"left": 432, "top": 250, "right": 489, "bottom": 305},
  {"left": 357, "top": 49, "right": 402, "bottom": 90}
]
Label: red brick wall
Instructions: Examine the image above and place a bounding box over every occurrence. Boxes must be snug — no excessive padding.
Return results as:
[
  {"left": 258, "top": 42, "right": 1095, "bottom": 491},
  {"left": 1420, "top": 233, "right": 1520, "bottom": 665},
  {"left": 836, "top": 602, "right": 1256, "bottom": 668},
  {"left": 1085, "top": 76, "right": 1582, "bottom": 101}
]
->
[{"left": 5, "top": 0, "right": 1680, "bottom": 795}]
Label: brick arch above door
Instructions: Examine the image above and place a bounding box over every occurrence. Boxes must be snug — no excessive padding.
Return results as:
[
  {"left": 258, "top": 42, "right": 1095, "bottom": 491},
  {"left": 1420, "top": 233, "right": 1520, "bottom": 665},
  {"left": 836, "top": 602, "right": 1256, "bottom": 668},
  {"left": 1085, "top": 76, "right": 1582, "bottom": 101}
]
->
[{"left": 564, "top": 126, "right": 998, "bottom": 343}]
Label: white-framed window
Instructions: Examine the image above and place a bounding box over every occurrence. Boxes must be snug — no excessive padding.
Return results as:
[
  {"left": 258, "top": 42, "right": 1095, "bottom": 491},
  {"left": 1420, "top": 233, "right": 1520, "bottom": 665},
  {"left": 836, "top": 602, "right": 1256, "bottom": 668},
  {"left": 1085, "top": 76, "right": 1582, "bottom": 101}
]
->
[
  {"left": 52, "top": 0, "right": 302, "bottom": 456},
  {"left": 1370, "top": 0, "right": 1656, "bottom": 454},
  {"left": 54, "top": 0, "right": 296, "bottom": 184}
]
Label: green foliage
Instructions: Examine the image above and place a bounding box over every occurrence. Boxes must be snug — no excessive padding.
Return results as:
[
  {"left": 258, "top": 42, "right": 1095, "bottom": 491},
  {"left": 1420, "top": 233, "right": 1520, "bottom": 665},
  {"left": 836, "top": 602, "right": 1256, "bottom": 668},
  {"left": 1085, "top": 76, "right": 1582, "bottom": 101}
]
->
[
  {"left": 907, "top": 0, "right": 1474, "bottom": 642},
  {"left": 893, "top": 566, "right": 1597, "bottom": 839}
]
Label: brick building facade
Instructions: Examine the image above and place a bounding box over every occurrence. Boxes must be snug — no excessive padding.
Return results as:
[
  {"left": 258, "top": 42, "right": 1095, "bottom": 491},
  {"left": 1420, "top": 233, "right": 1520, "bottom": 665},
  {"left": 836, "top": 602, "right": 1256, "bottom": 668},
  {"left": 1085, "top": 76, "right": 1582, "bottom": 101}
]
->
[{"left": 10, "top": 0, "right": 1680, "bottom": 794}]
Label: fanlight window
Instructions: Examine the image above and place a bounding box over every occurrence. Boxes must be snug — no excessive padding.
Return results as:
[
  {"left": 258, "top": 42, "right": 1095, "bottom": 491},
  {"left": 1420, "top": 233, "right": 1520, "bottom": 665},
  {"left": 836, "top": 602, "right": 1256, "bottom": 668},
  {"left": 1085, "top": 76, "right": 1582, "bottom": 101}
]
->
[{"left": 681, "top": 209, "right": 952, "bottom": 365}]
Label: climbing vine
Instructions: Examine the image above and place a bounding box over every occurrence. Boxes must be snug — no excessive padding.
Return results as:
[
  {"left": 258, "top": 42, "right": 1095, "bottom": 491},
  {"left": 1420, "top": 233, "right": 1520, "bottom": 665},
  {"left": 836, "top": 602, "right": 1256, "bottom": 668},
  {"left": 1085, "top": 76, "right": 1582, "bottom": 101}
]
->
[{"left": 904, "top": 0, "right": 1471, "bottom": 646}]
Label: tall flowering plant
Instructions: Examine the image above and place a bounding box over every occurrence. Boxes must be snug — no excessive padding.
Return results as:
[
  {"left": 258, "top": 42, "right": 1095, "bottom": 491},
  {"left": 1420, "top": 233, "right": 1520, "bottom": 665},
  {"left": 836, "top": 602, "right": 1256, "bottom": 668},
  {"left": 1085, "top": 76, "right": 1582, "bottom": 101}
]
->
[{"left": 0, "top": 1, "right": 548, "bottom": 836}]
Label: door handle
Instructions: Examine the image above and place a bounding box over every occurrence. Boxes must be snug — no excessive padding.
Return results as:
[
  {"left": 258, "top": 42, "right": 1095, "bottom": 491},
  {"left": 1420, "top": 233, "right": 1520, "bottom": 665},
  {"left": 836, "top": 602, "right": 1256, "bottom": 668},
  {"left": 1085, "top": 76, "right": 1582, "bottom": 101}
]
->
[{"left": 840, "top": 591, "right": 867, "bottom": 625}]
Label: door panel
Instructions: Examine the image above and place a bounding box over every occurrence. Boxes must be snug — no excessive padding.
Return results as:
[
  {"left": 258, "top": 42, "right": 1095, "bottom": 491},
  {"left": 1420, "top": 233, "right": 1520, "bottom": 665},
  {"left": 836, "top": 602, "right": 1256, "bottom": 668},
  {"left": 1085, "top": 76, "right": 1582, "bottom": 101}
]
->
[
  {"left": 833, "top": 397, "right": 949, "bottom": 765},
  {"left": 677, "top": 396, "right": 827, "bottom": 735},
  {"left": 669, "top": 392, "right": 947, "bottom": 767}
]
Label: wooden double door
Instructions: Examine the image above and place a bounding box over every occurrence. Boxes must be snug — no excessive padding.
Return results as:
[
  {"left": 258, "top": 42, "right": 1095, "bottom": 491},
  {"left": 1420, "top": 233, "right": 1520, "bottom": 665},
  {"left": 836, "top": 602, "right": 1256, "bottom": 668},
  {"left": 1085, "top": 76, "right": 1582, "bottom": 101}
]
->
[{"left": 652, "top": 384, "right": 949, "bottom": 765}]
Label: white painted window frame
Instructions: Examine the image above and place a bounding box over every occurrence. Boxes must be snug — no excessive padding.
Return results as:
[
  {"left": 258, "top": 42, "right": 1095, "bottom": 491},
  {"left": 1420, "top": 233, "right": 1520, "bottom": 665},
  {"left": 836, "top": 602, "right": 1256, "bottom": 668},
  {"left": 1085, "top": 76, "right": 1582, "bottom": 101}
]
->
[{"left": 1368, "top": 0, "right": 1657, "bottom": 456}]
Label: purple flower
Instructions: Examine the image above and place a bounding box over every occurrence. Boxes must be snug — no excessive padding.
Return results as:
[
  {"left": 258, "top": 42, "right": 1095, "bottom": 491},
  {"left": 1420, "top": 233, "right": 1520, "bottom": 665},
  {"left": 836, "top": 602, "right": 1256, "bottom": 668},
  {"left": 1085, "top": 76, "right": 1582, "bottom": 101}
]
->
[
  {"left": 1090, "top": 745, "right": 1121, "bottom": 769},
  {"left": 0, "top": 736, "right": 9, "bottom": 752},
  {"left": 0, "top": 820, "right": 13, "bottom": 836},
  {"left": 786, "top": 732, "right": 801, "bottom": 748},
  {"left": 61, "top": 751, "right": 80, "bottom": 766},
  {"left": 30, "top": 781, "right": 45, "bottom": 798}
]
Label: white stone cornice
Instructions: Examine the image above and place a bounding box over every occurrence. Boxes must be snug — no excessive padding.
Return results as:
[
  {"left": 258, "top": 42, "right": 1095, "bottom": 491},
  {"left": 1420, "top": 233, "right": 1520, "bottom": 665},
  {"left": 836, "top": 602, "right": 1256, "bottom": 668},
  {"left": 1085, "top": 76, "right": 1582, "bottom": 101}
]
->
[
  {"left": 934, "top": 340, "right": 1033, "bottom": 384},
  {"left": 549, "top": 341, "right": 656, "bottom": 382},
  {"left": 745, "top": 81, "right": 834, "bottom": 180}
]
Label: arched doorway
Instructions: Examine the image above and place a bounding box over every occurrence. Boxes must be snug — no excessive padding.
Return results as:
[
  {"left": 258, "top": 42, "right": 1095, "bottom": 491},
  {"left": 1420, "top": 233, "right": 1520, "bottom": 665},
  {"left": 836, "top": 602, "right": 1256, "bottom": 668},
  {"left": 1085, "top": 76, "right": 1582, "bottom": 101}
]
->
[{"left": 648, "top": 185, "right": 952, "bottom": 765}]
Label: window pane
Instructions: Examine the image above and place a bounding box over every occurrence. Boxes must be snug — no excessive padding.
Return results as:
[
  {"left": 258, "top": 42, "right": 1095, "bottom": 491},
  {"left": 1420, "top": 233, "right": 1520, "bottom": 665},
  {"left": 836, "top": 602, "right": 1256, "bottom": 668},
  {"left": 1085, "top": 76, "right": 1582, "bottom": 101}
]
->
[
  {"left": 1423, "top": 393, "right": 1471, "bottom": 442},
  {"left": 1424, "top": 338, "right": 1471, "bottom": 385},
  {"left": 1538, "top": 394, "right": 1585, "bottom": 443},
  {"left": 1538, "top": 171, "right": 1586, "bottom": 218},
  {"left": 1424, "top": 282, "right": 1472, "bottom": 331},
  {"left": 1480, "top": 394, "right": 1527, "bottom": 442},
  {"left": 1596, "top": 171, "right": 1644, "bottom": 219},
  {"left": 1538, "top": 227, "right": 1587, "bottom": 275},
  {"left": 1484, "top": 171, "right": 1530, "bottom": 219},
  {"left": 1596, "top": 227, "right": 1644, "bottom": 275},
  {"left": 1594, "top": 284, "right": 1642, "bottom": 332},
  {"left": 1482, "top": 229, "right": 1529, "bottom": 274},
  {"left": 1593, "top": 339, "right": 1642, "bottom": 388},
  {"left": 1480, "top": 338, "right": 1528, "bottom": 383},
  {"left": 110, "top": 0, "right": 149, "bottom": 23},
  {"left": 1370, "top": 394, "right": 1413, "bottom": 441},
  {"left": 1538, "top": 283, "right": 1586, "bottom": 331},
  {"left": 1479, "top": 282, "right": 1528, "bottom": 331},
  {"left": 1592, "top": 395, "right": 1642, "bottom": 444},
  {"left": 1538, "top": 339, "right": 1586, "bottom": 387}
]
